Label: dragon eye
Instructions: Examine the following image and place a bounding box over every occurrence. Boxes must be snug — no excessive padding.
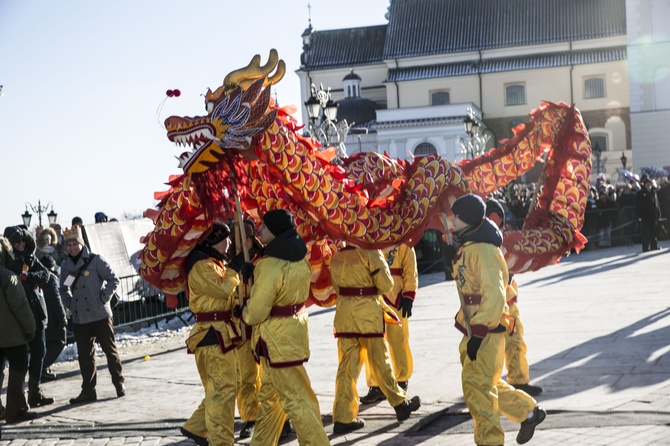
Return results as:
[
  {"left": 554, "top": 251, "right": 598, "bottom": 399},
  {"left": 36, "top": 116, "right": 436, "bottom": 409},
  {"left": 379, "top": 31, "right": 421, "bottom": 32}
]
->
[{"left": 206, "top": 101, "right": 214, "bottom": 114}]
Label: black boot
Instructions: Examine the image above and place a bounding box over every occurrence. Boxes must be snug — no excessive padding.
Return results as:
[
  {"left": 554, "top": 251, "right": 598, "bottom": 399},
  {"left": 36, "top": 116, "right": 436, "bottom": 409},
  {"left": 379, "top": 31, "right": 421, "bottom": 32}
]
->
[
  {"left": 115, "top": 383, "right": 126, "bottom": 397},
  {"left": 69, "top": 389, "right": 97, "bottom": 405},
  {"left": 333, "top": 418, "right": 365, "bottom": 434},
  {"left": 180, "top": 427, "right": 208, "bottom": 446},
  {"left": 239, "top": 420, "right": 255, "bottom": 439},
  {"left": 28, "top": 388, "right": 55, "bottom": 408},
  {"left": 360, "top": 386, "right": 386, "bottom": 404},
  {"left": 513, "top": 383, "right": 543, "bottom": 397},
  {"left": 394, "top": 395, "right": 421, "bottom": 421},
  {"left": 516, "top": 406, "right": 546, "bottom": 444}
]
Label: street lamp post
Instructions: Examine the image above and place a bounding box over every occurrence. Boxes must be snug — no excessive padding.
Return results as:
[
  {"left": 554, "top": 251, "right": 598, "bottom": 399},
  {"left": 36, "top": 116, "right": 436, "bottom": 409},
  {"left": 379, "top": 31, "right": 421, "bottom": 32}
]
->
[
  {"left": 304, "top": 83, "right": 353, "bottom": 163},
  {"left": 620, "top": 152, "right": 627, "bottom": 170},
  {"left": 459, "top": 108, "right": 489, "bottom": 160},
  {"left": 592, "top": 142, "right": 602, "bottom": 174},
  {"left": 22, "top": 200, "right": 58, "bottom": 229}
]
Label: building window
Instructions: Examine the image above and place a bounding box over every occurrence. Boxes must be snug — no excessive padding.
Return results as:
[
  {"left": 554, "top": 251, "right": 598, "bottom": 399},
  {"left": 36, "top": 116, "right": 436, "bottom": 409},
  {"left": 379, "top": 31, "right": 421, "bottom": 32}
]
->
[
  {"left": 415, "top": 142, "right": 437, "bottom": 155},
  {"left": 505, "top": 84, "right": 526, "bottom": 106},
  {"left": 584, "top": 77, "right": 605, "bottom": 99},
  {"left": 431, "top": 91, "right": 450, "bottom": 106},
  {"left": 590, "top": 134, "right": 608, "bottom": 152}
]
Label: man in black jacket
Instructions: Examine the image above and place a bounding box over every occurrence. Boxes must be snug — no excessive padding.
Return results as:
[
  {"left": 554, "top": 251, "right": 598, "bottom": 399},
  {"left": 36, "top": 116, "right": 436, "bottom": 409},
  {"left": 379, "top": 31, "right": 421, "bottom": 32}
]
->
[
  {"left": 636, "top": 176, "right": 661, "bottom": 252},
  {"left": 0, "top": 236, "right": 36, "bottom": 424},
  {"left": 2, "top": 227, "right": 53, "bottom": 408}
]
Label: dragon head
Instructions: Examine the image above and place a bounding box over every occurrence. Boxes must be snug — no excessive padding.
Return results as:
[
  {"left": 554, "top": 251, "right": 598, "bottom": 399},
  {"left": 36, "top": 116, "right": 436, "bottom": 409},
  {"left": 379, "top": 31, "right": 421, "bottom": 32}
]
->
[{"left": 165, "top": 49, "right": 286, "bottom": 176}]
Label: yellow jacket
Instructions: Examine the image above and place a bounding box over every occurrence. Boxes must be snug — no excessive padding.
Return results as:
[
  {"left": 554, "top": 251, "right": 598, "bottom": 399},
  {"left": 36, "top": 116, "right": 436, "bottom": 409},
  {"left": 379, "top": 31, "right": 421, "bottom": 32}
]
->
[
  {"left": 241, "top": 256, "right": 312, "bottom": 367},
  {"left": 382, "top": 244, "right": 419, "bottom": 307},
  {"left": 185, "top": 256, "right": 241, "bottom": 353},
  {"left": 452, "top": 241, "right": 512, "bottom": 338},
  {"left": 506, "top": 275, "right": 519, "bottom": 306},
  {"left": 330, "top": 247, "right": 395, "bottom": 337}
]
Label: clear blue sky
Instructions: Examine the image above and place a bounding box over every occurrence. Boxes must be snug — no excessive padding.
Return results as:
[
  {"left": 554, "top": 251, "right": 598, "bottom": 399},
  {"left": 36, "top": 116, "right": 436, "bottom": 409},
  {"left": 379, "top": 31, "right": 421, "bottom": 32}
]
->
[{"left": 0, "top": 0, "right": 390, "bottom": 232}]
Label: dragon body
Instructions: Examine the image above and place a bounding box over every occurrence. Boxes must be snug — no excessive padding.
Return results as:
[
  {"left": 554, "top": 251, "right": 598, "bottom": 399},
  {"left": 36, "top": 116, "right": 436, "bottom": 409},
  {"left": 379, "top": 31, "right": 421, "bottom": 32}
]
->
[{"left": 139, "top": 51, "right": 591, "bottom": 307}]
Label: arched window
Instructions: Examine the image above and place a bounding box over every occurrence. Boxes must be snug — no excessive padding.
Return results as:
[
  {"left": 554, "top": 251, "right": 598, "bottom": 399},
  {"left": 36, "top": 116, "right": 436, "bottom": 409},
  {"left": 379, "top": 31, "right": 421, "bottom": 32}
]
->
[
  {"left": 415, "top": 142, "right": 437, "bottom": 155},
  {"left": 505, "top": 84, "right": 526, "bottom": 106}
]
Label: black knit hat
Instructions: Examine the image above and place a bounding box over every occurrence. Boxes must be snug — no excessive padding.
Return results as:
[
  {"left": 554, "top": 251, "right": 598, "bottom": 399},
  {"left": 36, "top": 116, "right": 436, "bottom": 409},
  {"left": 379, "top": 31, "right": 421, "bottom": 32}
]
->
[
  {"left": 452, "top": 194, "right": 486, "bottom": 226},
  {"left": 41, "top": 254, "right": 57, "bottom": 270},
  {"left": 263, "top": 210, "right": 295, "bottom": 236},
  {"left": 202, "top": 222, "right": 231, "bottom": 247},
  {"left": 3, "top": 226, "right": 24, "bottom": 245},
  {"left": 485, "top": 199, "right": 506, "bottom": 226}
]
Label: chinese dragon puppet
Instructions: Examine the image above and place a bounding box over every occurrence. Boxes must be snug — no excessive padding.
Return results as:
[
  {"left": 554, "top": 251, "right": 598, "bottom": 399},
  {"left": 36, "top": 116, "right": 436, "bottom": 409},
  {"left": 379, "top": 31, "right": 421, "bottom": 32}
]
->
[{"left": 139, "top": 50, "right": 591, "bottom": 307}]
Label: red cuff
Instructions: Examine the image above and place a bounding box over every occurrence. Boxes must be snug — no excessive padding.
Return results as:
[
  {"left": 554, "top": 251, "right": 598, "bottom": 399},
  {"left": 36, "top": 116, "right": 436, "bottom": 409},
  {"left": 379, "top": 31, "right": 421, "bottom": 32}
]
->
[
  {"left": 402, "top": 291, "right": 416, "bottom": 300},
  {"left": 471, "top": 324, "right": 489, "bottom": 338}
]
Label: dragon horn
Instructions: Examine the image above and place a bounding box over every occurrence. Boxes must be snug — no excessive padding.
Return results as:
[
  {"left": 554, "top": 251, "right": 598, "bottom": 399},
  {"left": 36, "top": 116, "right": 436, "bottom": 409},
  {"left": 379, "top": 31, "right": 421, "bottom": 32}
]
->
[{"left": 224, "top": 49, "right": 286, "bottom": 90}]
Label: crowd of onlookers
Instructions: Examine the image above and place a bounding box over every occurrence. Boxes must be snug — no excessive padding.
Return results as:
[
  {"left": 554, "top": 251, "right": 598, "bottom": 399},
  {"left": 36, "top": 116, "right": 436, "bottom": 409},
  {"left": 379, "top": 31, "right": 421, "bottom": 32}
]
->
[
  {"left": 0, "top": 212, "right": 115, "bottom": 423},
  {"left": 485, "top": 173, "right": 670, "bottom": 250}
]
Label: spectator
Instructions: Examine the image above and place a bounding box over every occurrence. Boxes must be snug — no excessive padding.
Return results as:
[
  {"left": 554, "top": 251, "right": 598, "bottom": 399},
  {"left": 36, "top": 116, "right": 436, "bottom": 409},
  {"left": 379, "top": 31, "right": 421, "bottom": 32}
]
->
[
  {"left": 39, "top": 255, "right": 67, "bottom": 382},
  {"left": 0, "top": 236, "right": 36, "bottom": 424},
  {"left": 71, "top": 216, "right": 83, "bottom": 227},
  {"left": 582, "top": 187, "right": 599, "bottom": 248},
  {"left": 36, "top": 227, "right": 62, "bottom": 266},
  {"left": 94, "top": 212, "right": 108, "bottom": 223},
  {"left": 49, "top": 223, "right": 68, "bottom": 264},
  {"left": 636, "top": 176, "right": 661, "bottom": 252},
  {"left": 657, "top": 176, "right": 670, "bottom": 239},
  {"left": 59, "top": 225, "right": 123, "bottom": 404},
  {"left": 616, "top": 183, "right": 637, "bottom": 246},
  {"left": 596, "top": 186, "right": 616, "bottom": 247},
  {"left": 2, "top": 226, "right": 53, "bottom": 408}
]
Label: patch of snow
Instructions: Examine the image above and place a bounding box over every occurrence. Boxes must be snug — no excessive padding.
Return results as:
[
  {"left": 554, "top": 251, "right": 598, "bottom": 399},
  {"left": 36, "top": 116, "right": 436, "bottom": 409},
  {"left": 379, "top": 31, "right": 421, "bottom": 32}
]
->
[{"left": 57, "top": 312, "right": 193, "bottom": 363}]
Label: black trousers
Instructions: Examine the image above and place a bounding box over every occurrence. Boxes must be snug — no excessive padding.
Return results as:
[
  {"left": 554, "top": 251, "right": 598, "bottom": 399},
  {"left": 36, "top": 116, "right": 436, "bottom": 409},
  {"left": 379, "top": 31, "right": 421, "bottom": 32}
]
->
[
  {"left": 0, "top": 344, "right": 29, "bottom": 419},
  {"left": 43, "top": 325, "right": 67, "bottom": 371},
  {"left": 27, "top": 323, "right": 46, "bottom": 394},
  {"left": 73, "top": 317, "right": 124, "bottom": 392},
  {"left": 640, "top": 218, "right": 658, "bottom": 252}
]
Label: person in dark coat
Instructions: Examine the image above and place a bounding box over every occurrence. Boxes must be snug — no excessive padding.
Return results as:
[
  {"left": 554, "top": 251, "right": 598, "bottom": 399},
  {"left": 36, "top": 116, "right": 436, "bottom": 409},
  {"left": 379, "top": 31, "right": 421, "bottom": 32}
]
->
[
  {"left": 636, "top": 176, "right": 661, "bottom": 252},
  {"left": 0, "top": 237, "right": 36, "bottom": 424},
  {"left": 2, "top": 226, "right": 54, "bottom": 408},
  {"left": 39, "top": 255, "right": 67, "bottom": 381}
]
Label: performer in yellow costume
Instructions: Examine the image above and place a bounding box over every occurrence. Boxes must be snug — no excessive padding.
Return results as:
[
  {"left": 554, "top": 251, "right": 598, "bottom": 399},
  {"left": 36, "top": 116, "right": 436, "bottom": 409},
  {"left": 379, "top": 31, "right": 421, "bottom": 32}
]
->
[
  {"left": 240, "top": 210, "right": 329, "bottom": 446},
  {"left": 230, "top": 220, "right": 263, "bottom": 439},
  {"left": 360, "top": 243, "right": 418, "bottom": 404},
  {"left": 181, "top": 222, "right": 247, "bottom": 446},
  {"left": 450, "top": 194, "right": 545, "bottom": 446},
  {"left": 330, "top": 245, "right": 421, "bottom": 434},
  {"left": 485, "top": 199, "right": 543, "bottom": 397}
]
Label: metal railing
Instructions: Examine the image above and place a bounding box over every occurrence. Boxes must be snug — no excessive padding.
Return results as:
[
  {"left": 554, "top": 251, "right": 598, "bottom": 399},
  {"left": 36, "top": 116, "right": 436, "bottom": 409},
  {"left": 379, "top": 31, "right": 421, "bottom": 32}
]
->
[
  {"left": 414, "top": 205, "right": 668, "bottom": 274},
  {"left": 112, "top": 275, "right": 191, "bottom": 329}
]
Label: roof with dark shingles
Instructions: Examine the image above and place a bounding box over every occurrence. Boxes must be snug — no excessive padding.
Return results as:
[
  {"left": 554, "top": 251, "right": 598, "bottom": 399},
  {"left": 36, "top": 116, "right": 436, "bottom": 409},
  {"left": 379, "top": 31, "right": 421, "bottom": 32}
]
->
[
  {"left": 301, "top": 0, "right": 626, "bottom": 70},
  {"left": 302, "top": 25, "right": 387, "bottom": 70},
  {"left": 386, "top": 46, "right": 627, "bottom": 82},
  {"left": 384, "top": 0, "right": 626, "bottom": 58}
]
